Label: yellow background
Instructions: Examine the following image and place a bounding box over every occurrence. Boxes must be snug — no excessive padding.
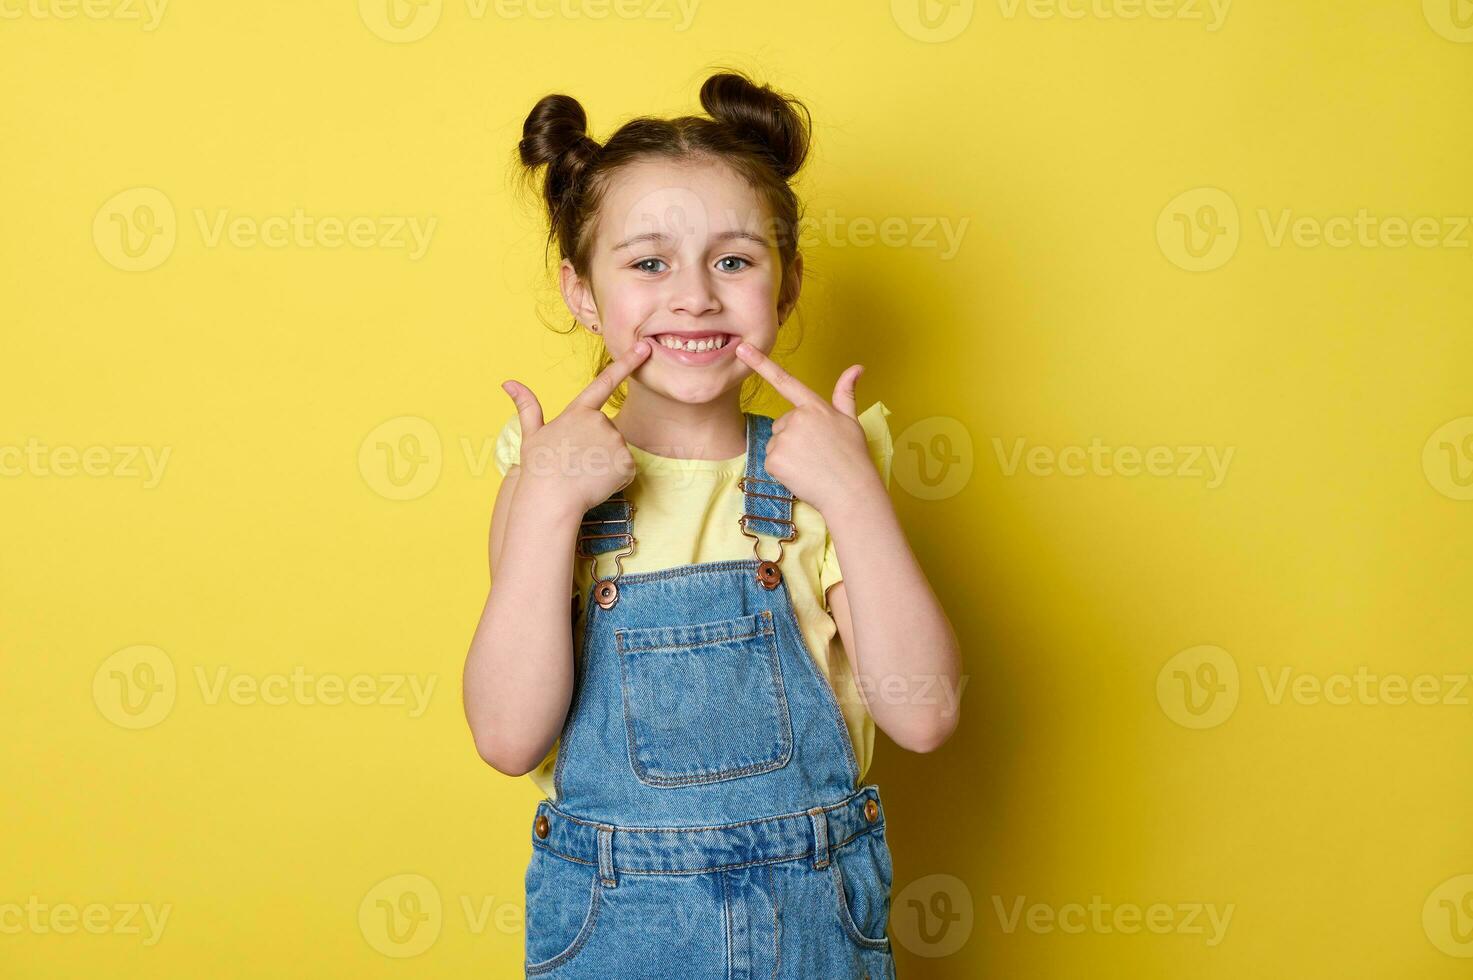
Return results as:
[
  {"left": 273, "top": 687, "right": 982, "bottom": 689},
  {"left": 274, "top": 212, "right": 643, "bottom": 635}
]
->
[{"left": 3, "top": 0, "right": 1472, "bottom": 976}]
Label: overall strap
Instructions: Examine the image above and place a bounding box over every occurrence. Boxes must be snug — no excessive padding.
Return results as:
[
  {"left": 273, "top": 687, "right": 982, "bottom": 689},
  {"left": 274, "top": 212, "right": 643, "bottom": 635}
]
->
[
  {"left": 576, "top": 492, "right": 635, "bottom": 611},
  {"left": 577, "top": 493, "right": 634, "bottom": 557},
  {"left": 738, "top": 413, "right": 798, "bottom": 589}
]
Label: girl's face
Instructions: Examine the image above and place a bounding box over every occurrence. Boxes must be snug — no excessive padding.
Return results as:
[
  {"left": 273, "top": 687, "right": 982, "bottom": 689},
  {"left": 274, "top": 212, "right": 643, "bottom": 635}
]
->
[{"left": 560, "top": 156, "right": 800, "bottom": 406}]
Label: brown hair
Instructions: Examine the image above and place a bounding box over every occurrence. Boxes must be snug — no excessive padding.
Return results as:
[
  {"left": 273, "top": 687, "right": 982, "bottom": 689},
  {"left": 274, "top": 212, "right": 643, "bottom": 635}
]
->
[{"left": 516, "top": 69, "right": 812, "bottom": 408}]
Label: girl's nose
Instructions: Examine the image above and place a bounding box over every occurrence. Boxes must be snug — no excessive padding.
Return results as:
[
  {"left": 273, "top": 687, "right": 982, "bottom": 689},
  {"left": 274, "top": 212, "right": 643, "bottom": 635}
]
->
[{"left": 666, "top": 263, "right": 721, "bottom": 317}]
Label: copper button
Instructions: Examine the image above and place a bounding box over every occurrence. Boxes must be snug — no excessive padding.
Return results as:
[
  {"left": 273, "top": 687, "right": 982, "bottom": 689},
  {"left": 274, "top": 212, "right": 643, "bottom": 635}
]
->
[
  {"left": 756, "top": 560, "right": 783, "bottom": 590},
  {"left": 864, "top": 799, "right": 879, "bottom": 822},
  {"left": 534, "top": 814, "right": 549, "bottom": 839}
]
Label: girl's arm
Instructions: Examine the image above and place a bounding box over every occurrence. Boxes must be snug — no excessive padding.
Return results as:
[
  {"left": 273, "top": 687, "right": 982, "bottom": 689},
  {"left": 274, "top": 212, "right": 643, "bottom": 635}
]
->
[
  {"left": 461, "top": 341, "right": 651, "bottom": 775},
  {"left": 732, "top": 341, "right": 962, "bottom": 754},
  {"left": 462, "top": 464, "right": 583, "bottom": 775},
  {"left": 824, "top": 496, "right": 962, "bottom": 754}
]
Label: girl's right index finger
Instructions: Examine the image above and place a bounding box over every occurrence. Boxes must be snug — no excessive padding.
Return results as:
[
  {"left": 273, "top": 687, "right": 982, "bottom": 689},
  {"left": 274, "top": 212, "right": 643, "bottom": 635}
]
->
[{"left": 571, "top": 339, "right": 652, "bottom": 410}]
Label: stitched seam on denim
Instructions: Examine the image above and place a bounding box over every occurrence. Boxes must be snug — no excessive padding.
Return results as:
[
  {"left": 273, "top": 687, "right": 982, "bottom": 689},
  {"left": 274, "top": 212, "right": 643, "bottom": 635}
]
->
[
  {"left": 597, "top": 825, "right": 616, "bottom": 887},
  {"left": 833, "top": 823, "right": 886, "bottom": 852},
  {"left": 634, "top": 752, "right": 788, "bottom": 787},
  {"left": 523, "top": 837, "right": 818, "bottom": 870},
  {"left": 808, "top": 807, "right": 828, "bottom": 870},
  {"left": 525, "top": 873, "right": 602, "bottom": 974},
  {"left": 616, "top": 621, "right": 773, "bottom": 653},
  {"left": 765, "top": 863, "right": 780, "bottom": 980},
  {"left": 532, "top": 824, "right": 885, "bottom": 874},
  {"left": 603, "top": 852, "right": 811, "bottom": 874},
  {"left": 830, "top": 857, "right": 891, "bottom": 951},
  {"left": 617, "top": 630, "right": 762, "bottom": 654},
  {"left": 615, "top": 615, "right": 771, "bottom": 654},
  {"left": 616, "top": 637, "right": 644, "bottom": 789},
  {"left": 774, "top": 574, "right": 862, "bottom": 788},
  {"left": 722, "top": 871, "right": 733, "bottom": 980},
  {"left": 542, "top": 786, "right": 875, "bottom": 832},
  {"left": 584, "top": 558, "right": 761, "bottom": 587},
  {"left": 765, "top": 617, "right": 795, "bottom": 769},
  {"left": 531, "top": 840, "right": 597, "bottom": 867}
]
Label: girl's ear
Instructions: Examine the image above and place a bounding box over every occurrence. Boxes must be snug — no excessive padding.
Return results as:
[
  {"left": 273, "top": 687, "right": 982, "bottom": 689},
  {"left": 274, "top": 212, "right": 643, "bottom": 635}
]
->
[
  {"left": 777, "top": 252, "right": 804, "bottom": 325},
  {"left": 559, "top": 258, "right": 601, "bottom": 333}
]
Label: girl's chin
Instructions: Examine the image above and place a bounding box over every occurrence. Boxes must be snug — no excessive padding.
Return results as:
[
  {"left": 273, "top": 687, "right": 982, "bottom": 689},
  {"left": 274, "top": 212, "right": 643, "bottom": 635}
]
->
[{"left": 631, "top": 371, "right": 740, "bottom": 406}]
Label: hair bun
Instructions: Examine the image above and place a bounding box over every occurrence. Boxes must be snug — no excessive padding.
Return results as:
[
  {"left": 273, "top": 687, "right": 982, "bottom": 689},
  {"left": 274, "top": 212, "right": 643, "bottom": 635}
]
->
[
  {"left": 519, "top": 94, "right": 601, "bottom": 207},
  {"left": 699, "top": 71, "right": 810, "bottom": 180}
]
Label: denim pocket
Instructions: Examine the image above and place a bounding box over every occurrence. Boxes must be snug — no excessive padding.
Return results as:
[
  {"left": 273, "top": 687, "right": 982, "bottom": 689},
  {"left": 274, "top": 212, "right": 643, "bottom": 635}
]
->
[
  {"left": 614, "top": 609, "right": 793, "bottom": 787},
  {"left": 829, "top": 829, "right": 895, "bottom": 953},
  {"left": 524, "top": 848, "right": 601, "bottom": 975}
]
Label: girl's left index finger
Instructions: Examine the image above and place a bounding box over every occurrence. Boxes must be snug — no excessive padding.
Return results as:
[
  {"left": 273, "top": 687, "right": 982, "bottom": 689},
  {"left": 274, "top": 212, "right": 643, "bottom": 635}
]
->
[{"left": 734, "top": 341, "right": 821, "bottom": 406}]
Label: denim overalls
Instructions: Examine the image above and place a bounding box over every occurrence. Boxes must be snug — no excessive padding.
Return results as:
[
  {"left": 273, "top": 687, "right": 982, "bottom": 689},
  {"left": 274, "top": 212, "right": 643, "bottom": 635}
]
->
[{"left": 522, "top": 412, "right": 897, "bottom": 979}]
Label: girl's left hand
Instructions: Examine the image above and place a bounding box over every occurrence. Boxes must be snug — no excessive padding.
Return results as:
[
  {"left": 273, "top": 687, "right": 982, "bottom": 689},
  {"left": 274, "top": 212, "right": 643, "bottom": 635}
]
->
[{"left": 733, "top": 341, "right": 881, "bottom": 519}]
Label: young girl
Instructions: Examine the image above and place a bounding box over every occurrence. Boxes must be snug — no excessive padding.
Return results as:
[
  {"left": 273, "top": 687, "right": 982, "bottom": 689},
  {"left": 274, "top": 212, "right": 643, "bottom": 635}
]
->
[{"left": 463, "top": 70, "right": 961, "bottom": 979}]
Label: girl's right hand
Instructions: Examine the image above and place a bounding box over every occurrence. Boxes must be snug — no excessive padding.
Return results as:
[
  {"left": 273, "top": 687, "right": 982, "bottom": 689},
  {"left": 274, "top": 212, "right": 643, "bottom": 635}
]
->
[{"left": 500, "top": 338, "right": 652, "bottom": 516}]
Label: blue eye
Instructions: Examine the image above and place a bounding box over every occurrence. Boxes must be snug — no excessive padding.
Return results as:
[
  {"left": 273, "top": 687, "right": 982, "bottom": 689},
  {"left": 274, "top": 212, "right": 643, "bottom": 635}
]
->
[
  {"left": 717, "top": 256, "right": 751, "bottom": 272},
  {"left": 634, "top": 258, "right": 668, "bottom": 274}
]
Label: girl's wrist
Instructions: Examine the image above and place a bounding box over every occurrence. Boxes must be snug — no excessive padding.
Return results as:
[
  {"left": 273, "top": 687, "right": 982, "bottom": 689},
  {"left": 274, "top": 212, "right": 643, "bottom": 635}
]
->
[
  {"left": 512, "top": 474, "right": 587, "bottom": 527},
  {"left": 816, "top": 471, "right": 889, "bottom": 531}
]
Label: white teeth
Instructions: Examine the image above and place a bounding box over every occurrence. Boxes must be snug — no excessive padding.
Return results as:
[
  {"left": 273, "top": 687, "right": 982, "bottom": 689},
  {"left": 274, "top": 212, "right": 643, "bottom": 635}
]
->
[{"left": 658, "top": 334, "right": 729, "bottom": 353}]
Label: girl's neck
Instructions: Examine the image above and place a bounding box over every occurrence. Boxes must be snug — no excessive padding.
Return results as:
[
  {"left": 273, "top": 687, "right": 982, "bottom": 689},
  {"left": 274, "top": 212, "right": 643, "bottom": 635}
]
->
[{"left": 612, "top": 384, "right": 748, "bottom": 461}]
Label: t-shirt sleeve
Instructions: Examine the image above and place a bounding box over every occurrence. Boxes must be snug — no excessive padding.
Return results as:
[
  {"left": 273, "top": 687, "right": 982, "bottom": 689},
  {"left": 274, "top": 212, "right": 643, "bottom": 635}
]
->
[
  {"left": 819, "top": 400, "right": 894, "bottom": 611},
  {"left": 493, "top": 414, "right": 522, "bottom": 477}
]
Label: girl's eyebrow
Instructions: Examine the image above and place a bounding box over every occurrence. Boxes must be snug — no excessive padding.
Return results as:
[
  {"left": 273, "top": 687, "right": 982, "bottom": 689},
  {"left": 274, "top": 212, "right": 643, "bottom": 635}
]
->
[{"left": 612, "top": 229, "right": 772, "bottom": 251}]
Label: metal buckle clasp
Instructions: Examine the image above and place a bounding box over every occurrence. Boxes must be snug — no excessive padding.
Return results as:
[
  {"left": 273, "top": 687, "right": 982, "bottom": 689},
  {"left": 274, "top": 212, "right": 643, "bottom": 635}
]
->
[
  {"left": 737, "top": 476, "right": 795, "bottom": 590},
  {"left": 576, "top": 501, "right": 636, "bottom": 609}
]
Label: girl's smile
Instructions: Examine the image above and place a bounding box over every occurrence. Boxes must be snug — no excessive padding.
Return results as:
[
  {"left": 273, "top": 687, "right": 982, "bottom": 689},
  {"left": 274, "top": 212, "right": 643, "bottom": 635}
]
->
[{"left": 645, "top": 330, "right": 737, "bottom": 366}]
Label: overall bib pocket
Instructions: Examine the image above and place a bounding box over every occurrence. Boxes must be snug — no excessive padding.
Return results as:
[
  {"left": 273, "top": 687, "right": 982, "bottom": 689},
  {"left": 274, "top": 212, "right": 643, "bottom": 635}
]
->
[{"left": 614, "top": 610, "right": 793, "bottom": 787}]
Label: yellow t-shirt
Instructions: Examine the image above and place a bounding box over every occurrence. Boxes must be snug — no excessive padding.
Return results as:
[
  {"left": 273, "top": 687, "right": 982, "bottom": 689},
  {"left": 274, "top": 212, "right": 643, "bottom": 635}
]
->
[{"left": 493, "top": 401, "right": 895, "bottom": 801}]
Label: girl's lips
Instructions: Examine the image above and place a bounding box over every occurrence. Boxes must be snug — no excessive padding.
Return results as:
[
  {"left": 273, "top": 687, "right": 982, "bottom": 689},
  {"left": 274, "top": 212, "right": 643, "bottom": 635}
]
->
[{"left": 647, "top": 333, "right": 736, "bottom": 367}]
